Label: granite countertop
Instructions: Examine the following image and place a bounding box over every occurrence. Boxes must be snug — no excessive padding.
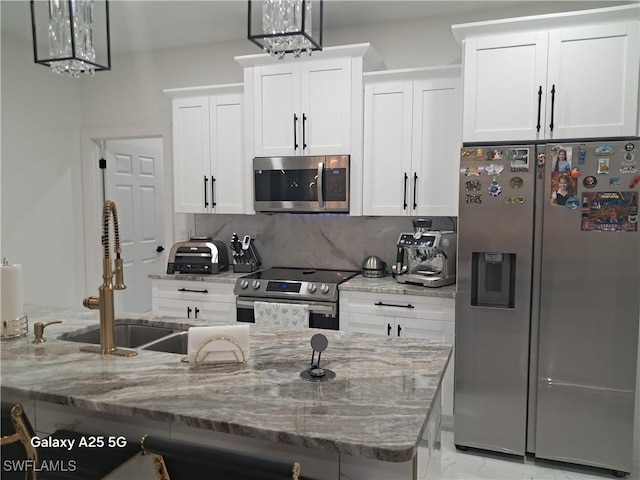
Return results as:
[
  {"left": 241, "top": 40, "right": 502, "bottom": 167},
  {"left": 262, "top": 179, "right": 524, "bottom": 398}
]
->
[
  {"left": 0, "top": 305, "right": 451, "bottom": 463},
  {"left": 150, "top": 270, "right": 457, "bottom": 298},
  {"left": 340, "top": 275, "right": 457, "bottom": 298},
  {"left": 149, "top": 270, "right": 245, "bottom": 283}
]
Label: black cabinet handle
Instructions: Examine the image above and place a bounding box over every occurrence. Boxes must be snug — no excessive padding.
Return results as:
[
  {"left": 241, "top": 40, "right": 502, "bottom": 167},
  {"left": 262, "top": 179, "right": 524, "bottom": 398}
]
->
[
  {"left": 536, "top": 86, "right": 542, "bottom": 132},
  {"left": 397, "top": 324, "right": 402, "bottom": 337},
  {"left": 211, "top": 176, "right": 216, "bottom": 207},
  {"left": 156, "top": 245, "right": 164, "bottom": 253},
  {"left": 177, "top": 288, "right": 209, "bottom": 294},
  {"left": 549, "top": 84, "right": 556, "bottom": 132},
  {"left": 203, "top": 176, "right": 209, "bottom": 208},
  {"left": 187, "top": 306, "right": 192, "bottom": 318},
  {"left": 413, "top": 172, "right": 418, "bottom": 210},
  {"left": 375, "top": 301, "right": 415, "bottom": 309},
  {"left": 302, "top": 113, "right": 308, "bottom": 150},
  {"left": 403, "top": 173, "right": 408, "bottom": 210},
  {"left": 194, "top": 307, "right": 200, "bottom": 319},
  {"left": 387, "top": 323, "right": 392, "bottom": 336},
  {"left": 293, "top": 114, "right": 299, "bottom": 150}
]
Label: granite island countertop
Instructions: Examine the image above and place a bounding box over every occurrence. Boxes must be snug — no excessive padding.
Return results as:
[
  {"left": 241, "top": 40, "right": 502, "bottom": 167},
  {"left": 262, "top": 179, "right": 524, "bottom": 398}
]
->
[{"left": 0, "top": 305, "right": 451, "bottom": 463}]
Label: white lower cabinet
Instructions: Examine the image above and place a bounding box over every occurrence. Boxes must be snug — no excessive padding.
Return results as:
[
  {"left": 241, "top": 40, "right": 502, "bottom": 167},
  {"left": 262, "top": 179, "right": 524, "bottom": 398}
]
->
[
  {"left": 151, "top": 279, "right": 236, "bottom": 323},
  {"left": 340, "top": 290, "right": 455, "bottom": 422}
]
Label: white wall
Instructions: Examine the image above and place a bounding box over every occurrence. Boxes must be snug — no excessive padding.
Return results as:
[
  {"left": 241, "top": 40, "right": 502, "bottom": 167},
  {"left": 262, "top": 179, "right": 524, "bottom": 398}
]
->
[{"left": 0, "top": 33, "right": 85, "bottom": 308}]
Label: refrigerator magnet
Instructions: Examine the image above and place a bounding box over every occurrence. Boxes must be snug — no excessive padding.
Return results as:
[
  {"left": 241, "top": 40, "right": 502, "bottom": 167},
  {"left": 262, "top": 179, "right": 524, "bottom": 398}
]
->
[
  {"left": 597, "top": 158, "right": 610, "bottom": 174},
  {"left": 488, "top": 180, "right": 501, "bottom": 196},
  {"left": 583, "top": 176, "right": 597, "bottom": 189},
  {"left": 620, "top": 152, "right": 637, "bottom": 174},
  {"left": 509, "top": 177, "right": 524, "bottom": 189},
  {"left": 595, "top": 144, "right": 615, "bottom": 156},
  {"left": 578, "top": 145, "right": 586, "bottom": 164},
  {"left": 465, "top": 193, "right": 482, "bottom": 204},
  {"left": 490, "top": 149, "right": 504, "bottom": 160},
  {"left": 466, "top": 180, "right": 481, "bottom": 191},
  {"left": 625, "top": 143, "right": 635, "bottom": 152},
  {"left": 565, "top": 197, "right": 580, "bottom": 210},
  {"left": 610, "top": 178, "right": 621, "bottom": 186}
]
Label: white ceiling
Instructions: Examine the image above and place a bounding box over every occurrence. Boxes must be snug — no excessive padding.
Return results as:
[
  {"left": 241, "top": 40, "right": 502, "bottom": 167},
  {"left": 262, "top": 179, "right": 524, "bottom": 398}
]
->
[{"left": 1, "top": 1, "right": 636, "bottom": 54}]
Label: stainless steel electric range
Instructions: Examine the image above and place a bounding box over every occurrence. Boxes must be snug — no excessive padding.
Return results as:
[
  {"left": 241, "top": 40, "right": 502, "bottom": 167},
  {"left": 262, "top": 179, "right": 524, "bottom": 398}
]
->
[{"left": 234, "top": 267, "right": 359, "bottom": 330}]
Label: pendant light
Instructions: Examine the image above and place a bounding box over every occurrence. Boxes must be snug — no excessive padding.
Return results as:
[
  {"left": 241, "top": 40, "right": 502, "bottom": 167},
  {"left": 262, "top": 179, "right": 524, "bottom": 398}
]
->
[
  {"left": 30, "top": 0, "right": 111, "bottom": 77},
  {"left": 248, "top": 0, "right": 323, "bottom": 59}
]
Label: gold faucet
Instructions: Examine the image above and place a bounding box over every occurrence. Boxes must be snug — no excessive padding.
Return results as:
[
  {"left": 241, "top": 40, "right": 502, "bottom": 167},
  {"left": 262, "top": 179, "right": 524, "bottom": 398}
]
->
[{"left": 81, "top": 200, "right": 137, "bottom": 357}]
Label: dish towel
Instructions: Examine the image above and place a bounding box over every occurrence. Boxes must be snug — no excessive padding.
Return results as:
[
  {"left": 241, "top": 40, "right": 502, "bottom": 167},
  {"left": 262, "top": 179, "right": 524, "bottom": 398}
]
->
[
  {"left": 187, "top": 325, "right": 250, "bottom": 364},
  {"left": 254, "top": 302, "right": 309, "bottom": 329}
]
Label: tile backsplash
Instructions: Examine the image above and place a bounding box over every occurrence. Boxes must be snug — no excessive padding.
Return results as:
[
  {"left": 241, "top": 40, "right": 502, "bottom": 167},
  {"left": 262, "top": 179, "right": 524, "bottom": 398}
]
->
[{"left": 195, "top": 214, "right": 457, "bottom": 272}]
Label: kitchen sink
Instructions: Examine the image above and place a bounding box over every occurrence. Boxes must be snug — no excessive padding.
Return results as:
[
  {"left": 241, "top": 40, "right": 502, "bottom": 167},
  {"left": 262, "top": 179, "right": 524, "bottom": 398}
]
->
[
  {"left": 140, "top": 331, "right": 188, "bottom": 355},
  {"left": 59, "top": 322, "right": 180, "bottom": 349}
]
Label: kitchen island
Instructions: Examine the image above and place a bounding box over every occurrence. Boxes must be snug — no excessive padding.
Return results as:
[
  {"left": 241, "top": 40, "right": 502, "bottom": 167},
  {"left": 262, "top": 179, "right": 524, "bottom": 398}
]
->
[{"left": 0, "top": 305, "right": 451, "bottom": 480}]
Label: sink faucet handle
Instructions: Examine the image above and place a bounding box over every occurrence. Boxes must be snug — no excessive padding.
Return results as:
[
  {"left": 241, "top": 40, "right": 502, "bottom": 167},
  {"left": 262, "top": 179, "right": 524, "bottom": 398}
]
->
[
  {"left": 33, "top": 321, "right": 63, "bottom": 344},
  {"left": 114, "top": 257, "right": 126, "bottom": 290}
]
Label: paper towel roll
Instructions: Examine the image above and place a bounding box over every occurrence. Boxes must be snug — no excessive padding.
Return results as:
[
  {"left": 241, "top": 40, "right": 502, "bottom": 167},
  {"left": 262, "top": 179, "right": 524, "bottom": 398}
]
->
[
  {"left": 187, "top": 325, "right": 250, "bottom": 364},
  {"left": 2, "top": 262, "right": 24, "bottom": 321}
]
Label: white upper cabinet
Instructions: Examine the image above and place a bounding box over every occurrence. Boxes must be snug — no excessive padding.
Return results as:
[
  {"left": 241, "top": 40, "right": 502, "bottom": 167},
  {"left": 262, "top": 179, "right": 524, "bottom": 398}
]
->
[
  {"left": 253, "top": 58, "right": 351, "bottom": 156},
  {"left": 363, "top": 67, "right": 461, "bottom": 217},
  {"left": 237, "top": 44, "right": 383, "bottom": 216},
  {"left": 167, "top": 85, "right": 246, "bottom": 214},
  {"left": 454, "top": 5, "right": 640, "bottom": 143}
]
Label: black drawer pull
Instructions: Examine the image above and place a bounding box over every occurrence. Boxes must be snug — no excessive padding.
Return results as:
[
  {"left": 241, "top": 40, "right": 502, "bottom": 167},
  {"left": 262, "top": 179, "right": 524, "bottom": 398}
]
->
[
  {"left": 375, "top": 301, "right": 414, "bottom": 309},
  {"left": 177, "top": 288, "right": 209, "bottom": 294}
]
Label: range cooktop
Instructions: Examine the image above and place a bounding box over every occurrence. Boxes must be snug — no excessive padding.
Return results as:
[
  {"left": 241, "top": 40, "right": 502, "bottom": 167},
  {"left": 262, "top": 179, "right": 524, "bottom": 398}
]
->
[{"left": 234, "top": 267, "right": 359, "bottom": 302}]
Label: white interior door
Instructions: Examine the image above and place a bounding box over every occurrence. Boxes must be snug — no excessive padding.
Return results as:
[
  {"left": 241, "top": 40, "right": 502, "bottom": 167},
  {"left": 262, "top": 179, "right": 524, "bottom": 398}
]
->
[{"left": 105, "top": 139, "right": 164, "bottom": 314}]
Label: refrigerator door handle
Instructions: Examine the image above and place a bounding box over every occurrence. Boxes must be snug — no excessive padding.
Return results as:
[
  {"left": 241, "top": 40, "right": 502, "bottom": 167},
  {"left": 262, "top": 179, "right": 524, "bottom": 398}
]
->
[
  {"left": 549, "top": 84, "right": 556, "bottom": 132},
  {"left": 413, "top": 172, "right": 418, "bottom": 210},
  {"left": 536, "top": 86, "right": 542, "bottom": 132}
]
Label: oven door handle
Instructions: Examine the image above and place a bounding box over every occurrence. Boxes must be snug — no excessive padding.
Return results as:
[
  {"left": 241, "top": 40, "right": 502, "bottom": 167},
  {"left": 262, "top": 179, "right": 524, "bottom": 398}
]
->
[{"left": 236, "top": 298, "right": 335, "bottom": 314}]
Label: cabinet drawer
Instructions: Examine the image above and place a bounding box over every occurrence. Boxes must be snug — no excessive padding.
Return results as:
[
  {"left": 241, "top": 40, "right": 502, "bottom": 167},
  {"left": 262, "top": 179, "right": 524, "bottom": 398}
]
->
[
  {"left": 152, "top": 279, "right": 234, "bottom": 303},
  {"left": 342, "top": 291, "right": 447, "bottom": 320}
]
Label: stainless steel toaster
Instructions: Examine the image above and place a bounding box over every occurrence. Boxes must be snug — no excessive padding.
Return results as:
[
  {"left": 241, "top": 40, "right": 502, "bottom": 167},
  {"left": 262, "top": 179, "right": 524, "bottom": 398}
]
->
[{"left": 167, "top": 237, "right": 229, "bottom": 274}]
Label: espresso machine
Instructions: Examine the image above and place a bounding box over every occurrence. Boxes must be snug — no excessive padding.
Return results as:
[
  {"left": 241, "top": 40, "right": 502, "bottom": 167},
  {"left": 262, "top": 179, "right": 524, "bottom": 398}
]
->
[{"left": 392, "top": 219, "right": 456, "bottom": 287}]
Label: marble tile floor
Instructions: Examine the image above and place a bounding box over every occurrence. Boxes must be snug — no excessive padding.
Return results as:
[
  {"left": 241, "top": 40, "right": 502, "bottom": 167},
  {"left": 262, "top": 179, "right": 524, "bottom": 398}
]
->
[{"left": 438, "top": 429, "right": 640, "bottom": 480}]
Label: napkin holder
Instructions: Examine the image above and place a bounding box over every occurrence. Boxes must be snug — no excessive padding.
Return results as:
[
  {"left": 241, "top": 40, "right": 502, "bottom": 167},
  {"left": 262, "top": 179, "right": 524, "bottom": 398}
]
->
[{"left": 191, "top": 337, "right": 247, "bottom": 368}]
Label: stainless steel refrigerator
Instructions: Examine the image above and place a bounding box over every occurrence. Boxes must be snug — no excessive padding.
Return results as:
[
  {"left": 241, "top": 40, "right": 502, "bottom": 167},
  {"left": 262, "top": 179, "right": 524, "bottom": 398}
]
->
[{"left": 455, "top": 140, "right": 639, "bottom": 475}]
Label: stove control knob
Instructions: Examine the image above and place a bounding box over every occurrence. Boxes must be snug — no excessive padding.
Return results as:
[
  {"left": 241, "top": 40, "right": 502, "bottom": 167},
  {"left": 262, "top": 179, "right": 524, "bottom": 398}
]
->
[
  {"left": 239, "top": 280, "right": 249, "bottom": 289},
  {"left": 320, "top": 284, "right": 330, "bottom": 294},
  {"left": 251, "top": 280, "right": 261, "bottom": 290},
  {"left": 307, "top": 283, "right": 317, "bottom": 293}
]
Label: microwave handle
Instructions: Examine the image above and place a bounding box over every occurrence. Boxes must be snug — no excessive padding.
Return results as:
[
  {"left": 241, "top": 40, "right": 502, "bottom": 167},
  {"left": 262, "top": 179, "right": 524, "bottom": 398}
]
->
[{"left": 317, "top": 161, "right": 324, "bottom": 208}]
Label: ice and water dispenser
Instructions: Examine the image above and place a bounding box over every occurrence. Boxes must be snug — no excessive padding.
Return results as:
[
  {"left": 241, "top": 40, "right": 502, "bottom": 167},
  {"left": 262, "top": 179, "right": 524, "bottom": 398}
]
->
[{"left": 471, "top": 252, "right": 516, "bottom": 308}]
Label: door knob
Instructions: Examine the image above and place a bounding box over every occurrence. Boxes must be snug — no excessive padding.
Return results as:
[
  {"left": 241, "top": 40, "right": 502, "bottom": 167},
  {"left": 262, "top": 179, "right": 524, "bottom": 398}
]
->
[{"left": 156, "top": 246, "right": 164, "bottom": 253}]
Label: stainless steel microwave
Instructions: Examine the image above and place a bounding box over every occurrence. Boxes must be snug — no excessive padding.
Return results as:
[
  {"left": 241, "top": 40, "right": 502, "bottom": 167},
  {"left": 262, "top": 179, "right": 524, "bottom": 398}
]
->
[{"left": 253, "top": 155, "right": 350, "bottom": 213}]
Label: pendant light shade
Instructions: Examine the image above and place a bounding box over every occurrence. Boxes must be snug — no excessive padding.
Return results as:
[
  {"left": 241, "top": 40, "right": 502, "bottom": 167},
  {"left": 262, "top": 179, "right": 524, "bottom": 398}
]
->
[
  {"left": 30, "top": 0, "right": 111, "bottom": 77},
  {"left": 248, "top": 0, "right": 323, "bottom": 59}
]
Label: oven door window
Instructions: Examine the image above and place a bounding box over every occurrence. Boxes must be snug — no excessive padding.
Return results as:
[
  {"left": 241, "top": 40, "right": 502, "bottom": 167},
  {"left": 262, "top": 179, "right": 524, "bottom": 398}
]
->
[{"left": 236, "top": 298, "right": 340, "bottom": 330}]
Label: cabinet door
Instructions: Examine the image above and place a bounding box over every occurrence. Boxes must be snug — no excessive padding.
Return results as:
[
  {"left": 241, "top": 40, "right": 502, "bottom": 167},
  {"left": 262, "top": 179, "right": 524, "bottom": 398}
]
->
[
  {"left": 397, "top": 317, "right": 446, "bottom": 341},
  {"left": 462, "top": 32, "right": 549, "bottom": 143},
  {"left": 210, "top": 94, "right": 245, "bottom": 214},
  {"left": 546, "top": 22, "right": 640, "bottom": 139},
  {"left": 346, "top": 312, "right": 394, "bottom": 336},
  {"left": 300, "top": 58, "right": 352, "bottom": 155},
  {"left": 411, "top": 77, "right": 461, "bottom": 217},
  {"left": 152, "top": 297, "right": 201, "bottom": 319},
  {"left": 198, "top": 301, "right": 237, "bottom": 323},
  {"left": 172, "top": 97, "right": 210, "bottom": 213},
  {"left": 253, "top": 64, "right": 301, "bottom": 156},
  {"left": 363, "top": 81, "right": 413, "bottom": 215}
]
